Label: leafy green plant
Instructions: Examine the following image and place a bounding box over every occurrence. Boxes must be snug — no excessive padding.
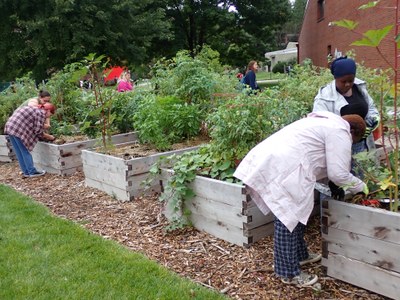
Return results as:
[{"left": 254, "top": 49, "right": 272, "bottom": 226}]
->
[
  {"left": 150, "top": 46, "right": 237, "bottom": 105},
  {"left": 149, "top": 145, "right": 237, "bottom": 230},
  {"left": 152, "top": 87, "right": 309, "bottom": 229},
  {"left": 0, "top": 74, "right": 37, "bottom": 132},
  {"left": 71, "top": 53, "right": 117, "bottom": 151},
  {"left": 207, "top": 89, "right": 309, "bottom": 162},
  {"left": 133, "top": 95, "right": 203, "bottom": 151}
]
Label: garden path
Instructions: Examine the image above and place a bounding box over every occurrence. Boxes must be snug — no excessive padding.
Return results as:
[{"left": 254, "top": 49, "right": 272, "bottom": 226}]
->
[{"left": 0, "top": 162, "right": 386, "bottom": 300}]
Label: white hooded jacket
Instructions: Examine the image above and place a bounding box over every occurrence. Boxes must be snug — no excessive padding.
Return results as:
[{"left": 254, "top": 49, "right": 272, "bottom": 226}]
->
[{"left": 233, "top": 111, "right": 366, "bottom": 232}]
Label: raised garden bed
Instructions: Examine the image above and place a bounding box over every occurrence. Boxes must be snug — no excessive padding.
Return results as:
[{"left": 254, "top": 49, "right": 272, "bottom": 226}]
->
[
  {"left": 321, "top": 199, "right": 400, "bottom": 299},
  {"left": 81, "top": 145, "right": 202, "bottom": 202},
  {"left": 0, "top": 135, "right": 15, "bottom": 162},
  {"left": 31, "top": 132, "right": 138, "bottom": 175},
  {"left": 161, "top": 169, "right": 320, "bottom": 247}
]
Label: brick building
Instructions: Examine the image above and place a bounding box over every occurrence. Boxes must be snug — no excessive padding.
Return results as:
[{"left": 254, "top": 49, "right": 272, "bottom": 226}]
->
[{"left": 298, "top": 0, "right": 396, "bottom": 70}]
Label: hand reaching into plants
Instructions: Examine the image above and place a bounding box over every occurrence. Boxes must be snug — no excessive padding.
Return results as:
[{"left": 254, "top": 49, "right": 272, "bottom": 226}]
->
[
  {"left": 364, "top": 116, "right": 380, "bottom": 138},
  {"left": 328, "top": 181, "right": 345, "bottom": 200}
]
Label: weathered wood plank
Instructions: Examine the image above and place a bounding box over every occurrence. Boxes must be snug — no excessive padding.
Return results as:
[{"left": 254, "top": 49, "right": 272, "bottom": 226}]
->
[
  {"left": 0, "top": 146, "right": 12, "bottom": 156},
  {"left": 243, "top": 206, "right": 274, "bottom": 230},
  {"left": 81, "top": 150, "right": 128, "bottom": 174},
  {"left": 84, "top": 177, "right": 132, "bottom": 202},
  {"left": 0, "top": 135, "right": 10, "bottom": 143},
  {"left": 322, "top": 200, "right": 400, "bottom": 243},
  {"left": 185, "top": 195, "right": 247, "bottom": 228},
  {"left": 126, "top": 172, "right": 157, "bottom": 195},
  {"left": 323, "top": 253, "right": 400, "bottom": 300},
  {"left": 189, "top": 212, "right": 249, "bottom": 246},
  {"left": 160, "top": 169, "right": 275, "bottom": 246},
  {"left": 0, "top": 156, "right": 13, "bottom": 162},
  {"left": 126, "top": 146, "right": 200, "bottom": 176},
  {"left": 244, "top": 222, "right": 274, "bottom": 245},
  {"left": 323, "top": 227, "right": 400, "bottom": 273},
  {"left": 83, "top": 164, "right": 129, "bottom": 190},
  {"left": 188, "top": 177, "right": 246, "bottom": 208},
  {"left": 0, "top": 135, "right": 15, "bottom": 162}
]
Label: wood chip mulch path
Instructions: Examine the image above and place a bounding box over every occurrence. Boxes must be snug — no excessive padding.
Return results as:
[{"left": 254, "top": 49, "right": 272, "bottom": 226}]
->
[{"left": 0, "top": 162, "right": 387, "bottom": 300}]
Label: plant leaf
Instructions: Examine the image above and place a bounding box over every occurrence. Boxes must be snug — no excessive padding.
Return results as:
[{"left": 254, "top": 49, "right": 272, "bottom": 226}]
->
[
  {"left": 351, "top": 25, "right": 393, "bottom": 47},
  {"left": 359, "top": 1, "right": 380, "bottom": 10},
  {"left": 331, "top": 19, "right": 359, "bottom": 30}
]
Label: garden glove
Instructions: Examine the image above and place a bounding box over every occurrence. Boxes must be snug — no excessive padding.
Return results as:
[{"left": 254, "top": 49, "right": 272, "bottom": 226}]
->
[
  {"left": 363, "top": 116, "right": 380, "bottom": 138},
  {"left": 328, "top": 181, "right": 345, "bottom": 201}
]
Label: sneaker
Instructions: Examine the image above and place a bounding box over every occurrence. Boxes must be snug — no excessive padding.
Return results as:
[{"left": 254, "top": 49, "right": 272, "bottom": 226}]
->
[
  {"left": 24, "top": 170, "right": 46, "bottom": 178},
  {"left": 300, "top": 253, "right": 322, "bottom": 266},
  {"left": 281, "top": 272, "right": 318, "bottom": 287}
]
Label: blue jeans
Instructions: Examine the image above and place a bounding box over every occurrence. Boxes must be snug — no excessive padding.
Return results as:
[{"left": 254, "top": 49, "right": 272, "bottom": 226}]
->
[{"left": 8, "top": 135, "right": 38, "bottom": 176}]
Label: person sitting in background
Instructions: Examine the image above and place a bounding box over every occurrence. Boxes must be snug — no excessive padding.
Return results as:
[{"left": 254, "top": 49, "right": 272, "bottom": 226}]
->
[
  {"left": 5, "top": 103, "right": 56, "bottom": 178},
  {"left": 117, "top": 71, "right": 134, "bottom": 92},
  {"left": 241, "top": 60, "right": 260, "bottom": 91},
  {"left": 234, "top": 111, "right": 368, "bottom": 287}
]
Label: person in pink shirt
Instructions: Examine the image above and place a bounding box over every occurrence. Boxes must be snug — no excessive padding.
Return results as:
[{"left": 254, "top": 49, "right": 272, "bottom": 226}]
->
[{"left": 117, "top": 71, "right": 134, "bottom": 92}]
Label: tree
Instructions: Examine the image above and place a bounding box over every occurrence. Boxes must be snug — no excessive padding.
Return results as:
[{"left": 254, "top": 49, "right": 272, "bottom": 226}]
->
[
  {"left": 162, "top": 0, "right": 291, "bottom": 68},
  {"left": 0, "top": 0, "right": 171, "bottom": 81}
]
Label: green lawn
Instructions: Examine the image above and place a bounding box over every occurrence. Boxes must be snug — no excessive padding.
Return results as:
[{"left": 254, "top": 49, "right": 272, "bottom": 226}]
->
[{"left": 0, "top": 184, "right": 227, "bottom": 300}]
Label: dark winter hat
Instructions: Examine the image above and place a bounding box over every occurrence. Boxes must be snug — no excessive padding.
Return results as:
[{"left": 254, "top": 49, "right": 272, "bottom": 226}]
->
[{"left": 330, "top": 57, "right": 356, "bottom": 78}]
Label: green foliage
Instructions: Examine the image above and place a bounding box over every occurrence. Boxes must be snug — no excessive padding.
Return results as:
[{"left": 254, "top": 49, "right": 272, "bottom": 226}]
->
[
  {"left": 73, "top": 53, "right": 116, "bottom": 150},
  {"left": 152, "top": 146, "right": 237, "bottom": 230},
  {"left": 272, "top": 58, "right": 297, "bottom": 74},
  {"left": 351, "top": 25, "right": 393, "bottom": 47},
  {"left": 0, "top": 74, "right": 38, "bottom": 132},
  {"left": 151, "top": 47, "right": 237, "bottom": 104},
  {"left": 276, "top": 60, "right": 332, "bottom": 111},
  {"left": 207, "top": 89, "right": 309, "bottom": 162},
  {"left": 133, "top": 95, "right": 203, "bottom": 151},
  {"left": 0, "top": 0, "right": 171, "bottom": 81},
  {"left": 41, "top": 62, "right": 88, "bottom": 134},
  {"left": 353, "top": 150, "right": 398, "bottom": 209}
]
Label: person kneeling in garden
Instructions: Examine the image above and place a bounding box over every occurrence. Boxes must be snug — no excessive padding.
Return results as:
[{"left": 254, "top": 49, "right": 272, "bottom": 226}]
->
[
  {"left": 234, "top": 111, "right": 368, "bottom": 287},
  {"left": 5, "top": 102, "right": 56, "bottom": 178}
]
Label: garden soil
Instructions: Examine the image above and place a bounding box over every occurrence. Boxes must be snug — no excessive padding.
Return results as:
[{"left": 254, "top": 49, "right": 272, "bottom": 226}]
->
[{"left": 0, "top": 162, "right": 386, "bottom": 300}]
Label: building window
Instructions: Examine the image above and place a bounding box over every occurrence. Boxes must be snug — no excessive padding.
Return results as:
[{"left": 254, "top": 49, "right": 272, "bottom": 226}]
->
[{"left": 317, "top": 0, "right": 325, "bottom": 21}]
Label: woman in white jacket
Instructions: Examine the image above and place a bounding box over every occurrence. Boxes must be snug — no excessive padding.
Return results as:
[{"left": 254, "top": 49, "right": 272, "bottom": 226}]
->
[
  {"left": 313, "top": 57, "right": 379, "bottom": 153},
  {"left": 233, "top": 111, "right": 368, "bottom": 287}
]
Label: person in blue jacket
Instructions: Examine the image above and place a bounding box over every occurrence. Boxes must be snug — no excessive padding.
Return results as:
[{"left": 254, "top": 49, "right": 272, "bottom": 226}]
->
[{"left": 241, "top": 60, "right": 260, "bottom": 91}]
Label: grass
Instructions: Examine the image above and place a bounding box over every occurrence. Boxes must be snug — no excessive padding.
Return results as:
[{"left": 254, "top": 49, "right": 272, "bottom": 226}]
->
[
  {"left": 256, "top": 71, "right": 286, "bottom": 81},
  {"left": 0, "top": 184, "right": 227, "bottom": 300}
]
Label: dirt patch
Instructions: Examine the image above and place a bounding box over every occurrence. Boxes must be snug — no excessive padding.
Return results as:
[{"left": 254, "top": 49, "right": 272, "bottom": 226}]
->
[{"left": 0, "top": 162, "right": 385, "bottom": 300}]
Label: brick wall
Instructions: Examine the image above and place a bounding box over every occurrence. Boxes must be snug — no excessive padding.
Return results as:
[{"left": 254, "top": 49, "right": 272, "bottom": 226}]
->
[{"left": 298, "top": 0, "right": 395, "bottom": 70}]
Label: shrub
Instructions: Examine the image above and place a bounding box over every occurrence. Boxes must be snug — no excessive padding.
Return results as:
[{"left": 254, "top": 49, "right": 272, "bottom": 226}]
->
[{"left": 133, "top": 95, "right": 203, "bottom": 151}]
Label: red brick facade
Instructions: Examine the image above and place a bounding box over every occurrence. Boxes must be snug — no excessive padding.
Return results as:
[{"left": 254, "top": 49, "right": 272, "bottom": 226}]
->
[{"left": 298, "top": 0, "right": 396, "bottom": 70}]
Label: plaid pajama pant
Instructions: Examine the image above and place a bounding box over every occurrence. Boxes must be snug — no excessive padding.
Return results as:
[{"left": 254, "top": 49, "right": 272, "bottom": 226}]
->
[{"left": 273, "top": 218, "right": 309, "bottom": 278}]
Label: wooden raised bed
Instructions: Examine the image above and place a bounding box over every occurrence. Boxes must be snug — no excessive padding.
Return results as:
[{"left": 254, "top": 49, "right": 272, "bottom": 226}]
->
[
  {"left": 0, "top": 135, "right": 15, "bottom": 162},
  {"left": 161, "top": 169, "right": 320, "bottom": 247},
  {"left": 81, "top": 145, "right": 201, "bottom": 202},
  {"left": 31, "top": 132, "right": 138, "bottom": 175},
  {"left": 321, "top": 199, "right": 400, "bottom": 299}
]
